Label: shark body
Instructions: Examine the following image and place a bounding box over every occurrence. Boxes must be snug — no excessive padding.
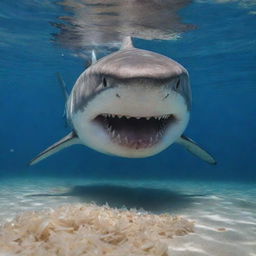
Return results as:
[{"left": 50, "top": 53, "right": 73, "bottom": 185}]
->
[{"left": 30, "top": 38, "right": 216, "bottom": 165}]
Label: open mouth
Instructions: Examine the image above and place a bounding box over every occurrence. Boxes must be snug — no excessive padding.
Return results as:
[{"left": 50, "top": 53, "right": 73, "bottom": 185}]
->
[{"left": 93, "top": 114, "right": 177, "bottom": 149}]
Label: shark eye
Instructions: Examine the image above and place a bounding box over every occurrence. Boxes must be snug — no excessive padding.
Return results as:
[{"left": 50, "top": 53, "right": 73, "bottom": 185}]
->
[
  {"left": 175, "top": 78, "right": 180, "bottom": 90},
  {"left": 102, "top": 77, "right": 107, "bottom": 88}
]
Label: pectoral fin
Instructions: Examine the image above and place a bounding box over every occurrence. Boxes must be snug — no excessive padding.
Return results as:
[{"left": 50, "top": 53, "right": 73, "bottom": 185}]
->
[
  {"left": 29, "top": 131, "right": 80, "bottom": 166},
  {"left": 176, "top": 135, "right": 217, "bottom": 165}
]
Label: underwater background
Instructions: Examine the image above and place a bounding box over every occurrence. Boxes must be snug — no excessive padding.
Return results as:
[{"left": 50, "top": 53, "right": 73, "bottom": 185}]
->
[
  {"left": 0, "top": 0, "right": 256, "bottom": 182},
  {"left": 0, "top": 1, "right": 255, "bottom": 255}
]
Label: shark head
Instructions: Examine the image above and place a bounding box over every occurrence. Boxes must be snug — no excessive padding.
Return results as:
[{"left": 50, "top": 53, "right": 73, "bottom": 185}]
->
[{"left": 68, "top": 41, "right": 191, "bottom": 158}]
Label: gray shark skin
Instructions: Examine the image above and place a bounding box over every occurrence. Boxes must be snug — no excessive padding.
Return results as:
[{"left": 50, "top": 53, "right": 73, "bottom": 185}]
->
[
  {"left": 68, "top": 48, "right": 191, "bottom": 116},
  {"left": 30, "top": 37, "right": 216, "bottom": 165}
]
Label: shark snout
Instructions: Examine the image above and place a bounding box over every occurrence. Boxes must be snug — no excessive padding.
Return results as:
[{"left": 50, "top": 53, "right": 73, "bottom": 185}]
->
[
  {"left": 104, "top": 86, "right": 173, "bottom": 116},
  {"left": 115, "top": 90, "right": 170, "bottom": 101}
]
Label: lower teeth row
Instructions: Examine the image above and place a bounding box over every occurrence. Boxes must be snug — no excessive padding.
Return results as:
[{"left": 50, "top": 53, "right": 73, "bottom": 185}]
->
[{"left": 107, "top": 126, "right": 163, "bottom": 146}]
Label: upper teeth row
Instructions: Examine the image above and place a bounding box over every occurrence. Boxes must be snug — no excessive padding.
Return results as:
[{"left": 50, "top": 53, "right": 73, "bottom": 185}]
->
[{"left": 102, "top": 114, "right": 171, "bottom": 120}]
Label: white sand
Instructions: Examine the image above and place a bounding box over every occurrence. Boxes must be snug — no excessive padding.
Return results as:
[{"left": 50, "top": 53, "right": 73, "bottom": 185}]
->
[{"left": 0, "top": 178, "right": 255, "bottom": 256}]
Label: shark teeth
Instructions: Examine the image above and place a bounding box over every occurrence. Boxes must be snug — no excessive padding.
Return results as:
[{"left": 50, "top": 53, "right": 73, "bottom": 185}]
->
[
  {"left": 94, "top": 113, "right": 177, "bottom": 149},
  {"left": 100, "top": 114, "right": 172, "bottom": 120},
  {"left": 105, "top": 119, "right": 170, "bottom": 147}
]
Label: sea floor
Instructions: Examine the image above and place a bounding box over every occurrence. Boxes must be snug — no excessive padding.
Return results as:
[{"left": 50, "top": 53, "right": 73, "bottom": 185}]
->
[{"left": 0, "top": 177, "right": 255, "bottom": 256}]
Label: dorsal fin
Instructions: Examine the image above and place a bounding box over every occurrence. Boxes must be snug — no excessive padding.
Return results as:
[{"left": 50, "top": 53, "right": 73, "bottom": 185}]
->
[
  {"left": 121, "top": 36, "right": 134, "bottom": 49},
  {"left": 91, "top": 50, "right": 97, "bottom": 64}
]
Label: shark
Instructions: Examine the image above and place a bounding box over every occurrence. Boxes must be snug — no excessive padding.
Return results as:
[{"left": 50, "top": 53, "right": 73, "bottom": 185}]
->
[{"left": 30, "top": 37, "right": 216, "bottom": 165}]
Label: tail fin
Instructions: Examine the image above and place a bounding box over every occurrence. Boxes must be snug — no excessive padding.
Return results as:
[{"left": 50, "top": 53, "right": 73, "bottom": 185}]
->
[
  {"left": 56, "top": 72, "right": 69, "bottom": 101},
  {"left": 56, "top": 72, "right": 69, "bottom": 126}
]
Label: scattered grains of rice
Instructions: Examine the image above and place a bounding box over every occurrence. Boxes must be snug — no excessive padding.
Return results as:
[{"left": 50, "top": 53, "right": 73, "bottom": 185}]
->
[{"left": 0, "top": 203, "right": 194, "bottom": 256}]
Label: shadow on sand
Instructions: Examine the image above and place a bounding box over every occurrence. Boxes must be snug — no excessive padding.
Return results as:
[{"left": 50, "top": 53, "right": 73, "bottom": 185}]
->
[{"left": 27, "top": 184, "right": 203, "bottom": 213}]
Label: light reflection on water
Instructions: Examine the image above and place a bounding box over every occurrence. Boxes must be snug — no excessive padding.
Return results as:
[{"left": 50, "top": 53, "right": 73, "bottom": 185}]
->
[{"left": 52, "top": 0, "right": 194, "bottom": 51}]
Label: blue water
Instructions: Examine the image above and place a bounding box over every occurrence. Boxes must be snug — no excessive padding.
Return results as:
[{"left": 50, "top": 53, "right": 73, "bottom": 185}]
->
[{"left": 0, "top": 0, "right": 255, "bottom": 183}]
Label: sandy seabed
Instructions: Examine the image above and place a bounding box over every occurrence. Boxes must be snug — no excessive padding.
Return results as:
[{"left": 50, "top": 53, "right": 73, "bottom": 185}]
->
[
  {"left": 0, "top": 203, "right": 193, "bottom": 256},
  {"left": 0, "top": 178, "right": 255, "bottom": 256}
]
